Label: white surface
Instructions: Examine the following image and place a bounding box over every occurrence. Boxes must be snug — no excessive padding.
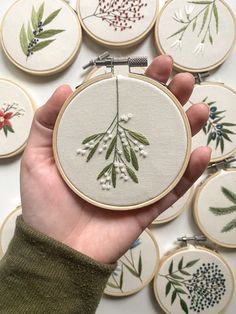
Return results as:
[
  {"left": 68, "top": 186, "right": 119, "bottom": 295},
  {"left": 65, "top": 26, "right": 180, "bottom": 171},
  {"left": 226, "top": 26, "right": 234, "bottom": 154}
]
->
[{"left": 0, "top": 0, "right": 236, "bottom": 313}]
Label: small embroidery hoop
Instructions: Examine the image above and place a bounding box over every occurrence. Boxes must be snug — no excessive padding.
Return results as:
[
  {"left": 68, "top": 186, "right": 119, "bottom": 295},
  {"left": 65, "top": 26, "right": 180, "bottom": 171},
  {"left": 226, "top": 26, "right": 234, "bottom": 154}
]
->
[
  {"left": 104, "top": 228, "right": 160, "bottom": 297},
  {"left": 194, "top": 168, "right": 236, "bottom": 249},
  {"left": 190, "top": 81, "right": 236, "bottom": 164},
  {"left": 0, "top": 78, "right": 36, "bottom": 159},
  {"left": 154, "top": 0, "right": 236, "bottom": 73},
  {"left": 152, "top": 187, "right": 194, "bottom": 225},
  {"left": 0, "top": 205, "right": 22, "bottom": 258},
  {"left": 53, "top": 69, "right": 192, "bottom": 211},
  {"left": 153, "top": 242, "right": 234, "bottom": 314},
  {"left": 76, "top": 0, "right": 159, "bottom": 48},
  {"left": 0, "top": 0, "right": 82, "bottom": 76}
]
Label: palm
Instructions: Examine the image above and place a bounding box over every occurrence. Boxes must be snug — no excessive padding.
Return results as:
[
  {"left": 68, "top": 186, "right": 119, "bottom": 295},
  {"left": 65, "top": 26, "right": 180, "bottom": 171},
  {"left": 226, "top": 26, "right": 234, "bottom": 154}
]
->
[{"left": 21, "top": 56, "right": 211, "bottom": 264}]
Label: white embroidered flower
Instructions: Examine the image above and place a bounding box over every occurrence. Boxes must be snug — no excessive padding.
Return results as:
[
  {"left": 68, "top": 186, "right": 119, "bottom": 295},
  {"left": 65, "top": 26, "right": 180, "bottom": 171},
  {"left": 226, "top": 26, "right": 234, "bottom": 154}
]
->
[
  {"left": 173, "top": 10, "right": 183, "bottom": 22},
  {"left": 185, "top": 4, "right": 195, "bottom": 17},
  {"left": 194, "top": 42, "right": 205, "bottom": 56},
  {"left": 171, "top": 39, "right": 182, "bottom": 50}
]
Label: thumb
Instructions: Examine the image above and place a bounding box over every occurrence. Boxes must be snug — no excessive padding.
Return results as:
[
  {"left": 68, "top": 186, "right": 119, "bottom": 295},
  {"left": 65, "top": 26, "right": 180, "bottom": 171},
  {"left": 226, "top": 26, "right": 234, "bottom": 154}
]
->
[{"left": 26, "top": 85, "right": 73, "bottom": 150}]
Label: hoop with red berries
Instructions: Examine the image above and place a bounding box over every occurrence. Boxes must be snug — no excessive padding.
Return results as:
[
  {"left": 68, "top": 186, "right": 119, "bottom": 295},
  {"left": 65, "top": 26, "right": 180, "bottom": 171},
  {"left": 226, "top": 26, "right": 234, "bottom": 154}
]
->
[
  {"left": 155, "top": 0, "right": 236, "bottom": 73},
  {"left": 77, "top": 0, "right": 159, "bottom": 48},
  {"left": 0, "top": 78, "right": 35, "bottom": 159},
  {"left": 53, "top": 57, "right": 192, "bottom": 211}
]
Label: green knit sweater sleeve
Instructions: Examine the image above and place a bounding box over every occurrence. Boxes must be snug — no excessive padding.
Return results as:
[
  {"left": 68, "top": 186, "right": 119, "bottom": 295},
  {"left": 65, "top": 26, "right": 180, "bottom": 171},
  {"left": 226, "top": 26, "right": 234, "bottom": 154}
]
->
[{"left": 0, "top": 216, "right": 116, "bottom": 314}]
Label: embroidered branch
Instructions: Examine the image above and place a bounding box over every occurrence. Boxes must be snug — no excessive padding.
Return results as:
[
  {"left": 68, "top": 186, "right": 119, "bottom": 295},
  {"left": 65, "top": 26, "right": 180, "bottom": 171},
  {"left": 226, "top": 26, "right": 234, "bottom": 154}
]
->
[
  {"left": 83, "top": 0, "right": 148, "bottom": 31},
  {"left": 20, "top": 2, "right": 65, "bottom": 60},
  {"left": 0, "top": 102, "right": 25, "bottom": 138},
  {"left": 76, "top": 77, "right": 150, "bottom": 191}
]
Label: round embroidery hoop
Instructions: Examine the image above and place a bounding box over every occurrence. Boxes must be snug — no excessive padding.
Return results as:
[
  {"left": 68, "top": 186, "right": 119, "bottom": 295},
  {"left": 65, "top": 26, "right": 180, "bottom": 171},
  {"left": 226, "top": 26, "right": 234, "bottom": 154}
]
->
[
  {"left": 154, "top": 245, "right": 234, "bottom": 314},
  {"left": 53, "top": 73, "right": 191, "bottom": 211},
  {"left": 104, "top": 229, "right": 159, "bottom": 297},
  {"left": 186, "top": 82, "right": 236, "bottom": 163},
  {"left": 0, "top": 0, "right": 82, "bottom": 76},
  {"left": 194, "top": 169, "right": 236, "bottom": 248},
  {"left": 155, "top": 0, "right": 236, "bottom": 73},
  {"left": 152, "top": 187, "right": 194, "bottom": 225},
  {"left": 0, "top": 206, "right": 22, "bottom": 257},
  {"left": 0, "top": 78, "right": 35, "bottom": 159},
  {"left": 77, "top": 0, "right": 159, "bottom": 48}
]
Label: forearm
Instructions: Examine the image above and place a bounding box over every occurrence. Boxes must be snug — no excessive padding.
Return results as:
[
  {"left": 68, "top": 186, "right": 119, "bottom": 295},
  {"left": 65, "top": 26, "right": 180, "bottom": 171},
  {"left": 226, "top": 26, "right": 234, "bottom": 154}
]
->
[{"left": 0, "top": 216, "right": 115, "bottom": 314}]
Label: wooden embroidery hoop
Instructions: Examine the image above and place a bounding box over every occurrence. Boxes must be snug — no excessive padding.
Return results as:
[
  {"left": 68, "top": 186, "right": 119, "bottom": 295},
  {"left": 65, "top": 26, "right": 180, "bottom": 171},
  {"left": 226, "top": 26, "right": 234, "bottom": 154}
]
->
[
  {"left": 0, "top": 78, "right": 36, "bottom": 159},
  {"left": 193, "top": 169, "right": 236, "bottom": 249},
  {"left": 53, "top": 71, "right": 192, "bottom": 211},
  {"left": 154, "top": 0, "right": 236, "bottom": 73},
  {"left": 104, "top": 228, "right": 160, "bottom": 297},
  {"left": 153, "top": 244, "right": 234, "bottom": 314},
  {"left": 0, "top": 0, "right": 82, "bottom": 76},
  {"left": 76, "top": 0, "right": 159, "bottom": 48}
]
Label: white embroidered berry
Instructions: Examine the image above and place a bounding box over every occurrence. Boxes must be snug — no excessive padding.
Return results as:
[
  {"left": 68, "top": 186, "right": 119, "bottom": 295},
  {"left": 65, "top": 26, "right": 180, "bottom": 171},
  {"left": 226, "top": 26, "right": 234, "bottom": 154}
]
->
[
  {"left": 134, "top": 146, "right": 139, "bottom": 152},
  {"left": 102, "top": 184, "right": 107, "bottom": 190},
  {"left": 103, "top": 145, "right": 108, "bottom": 150},
  {"left": 100, "top": 179, "right": 105, "bottom": 184},
  {"left": 98, "top": 148, "right": 103, "bottom": 154},
  {"left": 127, "top": 113, "right": 133, "bottom": 119},
  {"left": 76, "top": 149, "right": 82, "bottom": 155}
]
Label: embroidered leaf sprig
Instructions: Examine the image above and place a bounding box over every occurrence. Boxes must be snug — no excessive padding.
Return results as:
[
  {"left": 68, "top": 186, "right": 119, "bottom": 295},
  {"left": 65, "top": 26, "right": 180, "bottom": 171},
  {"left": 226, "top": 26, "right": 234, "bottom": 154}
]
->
[
  {"left": 0, "top": 102, "right": 25, "bottom": 138},
  {"left": 209, "top": 186, "right": 236, "bottom": 232},
  {"left": 20, "top": 2, "right": 65, "bottom": 59},
  {"left": 76, "top": 77, "right": 150, "bottom": 191}
]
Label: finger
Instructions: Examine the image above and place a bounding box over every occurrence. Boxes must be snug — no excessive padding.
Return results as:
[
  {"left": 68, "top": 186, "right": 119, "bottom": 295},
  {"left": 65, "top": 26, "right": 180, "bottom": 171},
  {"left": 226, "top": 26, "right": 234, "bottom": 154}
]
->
[
  {"left": 186, "top": 103, "right": 209, "bottom": 136},
  {"left": 145, "top": 55, "right": 173, "bottom": 84},
  {"left": 26, "top": 85, "right": 73, "bottom": 149},
  {"left": 168, "top": 72, "right": 195, "bottom": 105}
]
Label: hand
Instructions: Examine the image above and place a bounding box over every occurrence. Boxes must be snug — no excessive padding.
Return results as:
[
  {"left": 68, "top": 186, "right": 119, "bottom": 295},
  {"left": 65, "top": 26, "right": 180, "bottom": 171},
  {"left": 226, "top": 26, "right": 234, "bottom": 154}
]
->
[{"left": 21, "top": 55, "right": 211, "bottom": 264}]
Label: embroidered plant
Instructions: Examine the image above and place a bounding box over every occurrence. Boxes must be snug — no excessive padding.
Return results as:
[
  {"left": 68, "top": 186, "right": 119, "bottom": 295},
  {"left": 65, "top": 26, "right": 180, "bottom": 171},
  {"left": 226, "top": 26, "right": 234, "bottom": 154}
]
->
[
  {"left": 160, "top": 257, "right": 226, "bottom": 313},
  {"left": 82, "top": 0, "right": 148, "bottom": 31},
  {"left": 210, "top": 186, "right": 236, "bottom": 233},
  {"left": 76, "top": 77, "right": 150, "bottom": 191},
  {"left": 20, "top": 2, "right": 65, "bottom": 59},
  {"left": 0, "top": 102, "right": 25, "bottom": 138},
  {"left": 107, "top": 238, "right": 142, "bottom": 292},
  {"left": 169, "top": 0, "right": 219, "bottom": 55},
  {"left": 199, "top": 97, "right": 236, "bottom": 153}
]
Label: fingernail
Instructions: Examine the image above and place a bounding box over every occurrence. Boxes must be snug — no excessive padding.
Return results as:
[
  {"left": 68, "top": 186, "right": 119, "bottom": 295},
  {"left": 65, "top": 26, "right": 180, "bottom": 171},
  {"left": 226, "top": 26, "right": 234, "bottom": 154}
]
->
[{"left": 166, "top": 55, "right": 174, "bottom": 62}]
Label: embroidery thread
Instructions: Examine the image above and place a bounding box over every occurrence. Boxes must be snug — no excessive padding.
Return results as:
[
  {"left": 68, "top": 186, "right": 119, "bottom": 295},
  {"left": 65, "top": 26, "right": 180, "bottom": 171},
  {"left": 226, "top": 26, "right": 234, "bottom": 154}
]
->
[
  {"left": 209, "top": 186, "right": 236, "bottom": 232},
  {"left": 20, "top": 2, "right": 65, "bottom": 59},
  {"left": 0, "top": 102, "right": 25, "bottom": 138},
  {"left": 76, "top": 77, "right": 150, "bottom": 191}
]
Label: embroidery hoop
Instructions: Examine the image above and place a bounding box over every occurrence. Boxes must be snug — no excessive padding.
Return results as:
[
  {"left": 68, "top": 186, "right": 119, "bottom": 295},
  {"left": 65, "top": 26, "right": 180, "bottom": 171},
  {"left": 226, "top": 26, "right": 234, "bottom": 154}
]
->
[
  {"left": 0, "top": 0, "right": 82, "bottom": 76},
  {"left": 152, "top": 187, "right": 194, "bottom": 225},
  {"left": 0, "top": 78, "right": 35, "bottom": 159},
  {"left": 194, "top": 169, "right": 236, "bottom": 248},
  {"left": 76, "top": 0, "right": 159, "bottom": 48},
  {"left": 153, "top": 244, "right": 234, "bottom": 314},
  {"left": 154, "top": 0, "right": 236, "bottom": 73},
  {"left": 104, "top": 228, "right": 160, "bottom": 297},
  {"left": 53, "top": 71, "right": 192, "bottom": 211}
]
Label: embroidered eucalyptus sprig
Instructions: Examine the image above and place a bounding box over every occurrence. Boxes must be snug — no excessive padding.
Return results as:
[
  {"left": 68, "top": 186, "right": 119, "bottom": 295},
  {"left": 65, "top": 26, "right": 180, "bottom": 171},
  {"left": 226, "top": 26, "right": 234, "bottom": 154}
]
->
[
  {"left": 0, "top": 102, "right": 25, "bottom": 138},
  {"left": 76, "top": 77, "right": 150, "bottom": 191},
  {"left": 209, "top": 186, "right": 236, "bottom": 232},
  {"left": 200, "top": 96, "right": 236, "bottom": 154},
  {"left": 161, "top": 257, "right": 226, "bottom": 313},
  {"left": 20, "top": 2, "right": 65, "bottom": 59}
]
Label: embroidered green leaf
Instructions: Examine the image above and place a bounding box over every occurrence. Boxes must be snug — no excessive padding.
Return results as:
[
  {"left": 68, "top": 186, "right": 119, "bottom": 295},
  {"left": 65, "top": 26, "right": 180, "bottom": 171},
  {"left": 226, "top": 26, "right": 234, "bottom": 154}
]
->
[
  {"left": 199, "top": 5, "right": 210, "bottom": 35},
  {"left": 176, "top": 288, "right": 188, "bottom": 295},
  {"left": 128, "top": 130, "right": 149, "bottom": 145},
  {"left": 105, "top": 136, "right": 117, "bottom": 160},
  {"left": 43, "top": 9, "right": 62, "bottom": 26},
  {"left": 222, "top": 123, "right": 236, "bottom": 127},
  {"left": 207, "top": 132, "right": 213, "bottom": 145},
  {"left": 222, "top": 128, "right": 235, "bottom": 135},
  {"left": 222, "top": 187, "right": 236, "bottom": 204},
  {"left": 169, "top": 260, "right": 173, "bottom": 274},
  {"left": 130, "top": 148, "right": 139, "bottom": 171},
  {"left": 123, "top": 145, "right": 130, "bottom": 162},
  {"left": 112, "top": 165, "right": 117, "bottom": 188},
  {"left": 97, "top": 163, "right": 112, "bottom": 180},
  {"left": 86, "top": 142, "right": 99, "bottom": 162},
  {"left": 20, "top": 25, "right": 28, "bottom": 56},
  {"left": 3, "top": 126, "right": 8, "bottom": 137},
  {"left": 5, "top": 125, "right": 14, "bottom": 133},
  {"left": 107, "top": 282, "right": 119, "bottom": 289},
  {"left": 165, "top": 282, "right": 172, "bottom": 296},
  {"left": 213, "top": 2, "right": 219, "bottom": 33},
  {"left": 180, "top": 298, "right": 189, "bottom": 314},
  {"left": 179, "top": 269, "right": 191, "bottom": 276},
  {"left": 220, "top": 137, "right": 224, "bottom": 153},
  {"left": 138, "top": 251, "right": 142, "bottom": 276},
  {"left": 209, "top": 33, "right": 213, "bottom": 44},
  {"left": 168, "top": 26, "right": 187, "bottom": 39},
  {"left": 169, "top": 280, "right": 182, "bottom": 287},
  {"left": 216, "top": 136, "right": 220, "bottom": 150},
  {"left": 31, "top": 40, "right": 55, "bottom": 52},
  {"left": 119, "top": 266, "right": 124, "bottom": 290},
  {"left": 222, "top": 218, "right": 236, "bottom": 232},
  {"left": 82, "top": 133, "right": 102, "bottom": 145},
  {"left": 126, "top": 166, "right": 138, "bottom": 184},
  {"left": 37, "top": 2, "right": 45, "bottom": 23},
  {"left": 178, "top": 257, "right": 183, "bottom": 270},
  {"left": 171, "top": 290, "right": 177, "bottom": 305},
  {"left": 193, "top": 19, "right": 197, "bottom": 31},
  {"left": 36, "top": 29, "right": 65, "bottom": 39},
  {"left": 31, "top": 6, "right": 38, "bottom": 29},
  {"left": 188, "top": 1, "right": 212, "bottom": 4},
  {"left": 122, "top": 262, "right": 139, "bottom": 278},
  {"left": 222, "top": 133, "right": 232, "bottom": 142},
  {"left": 27, "top": 22, "right": 34, "bottom": 42},
  {"left": 210, "top": 205, "right": 236, "bottom": 216},
  {"left": 169, "top": 273, "right": 184, "bottom": 280},
  {"left": 186, "top": 259, "right": 199, "bottom": 268}
]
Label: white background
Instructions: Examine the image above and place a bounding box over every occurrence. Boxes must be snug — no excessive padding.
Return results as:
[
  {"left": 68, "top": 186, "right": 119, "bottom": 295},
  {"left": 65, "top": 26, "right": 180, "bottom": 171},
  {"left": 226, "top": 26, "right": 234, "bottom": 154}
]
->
[{"left": 0, "top": 0, "right": 235, "bottom": 313}]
